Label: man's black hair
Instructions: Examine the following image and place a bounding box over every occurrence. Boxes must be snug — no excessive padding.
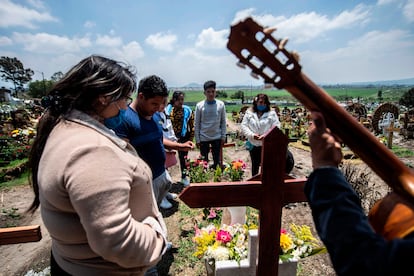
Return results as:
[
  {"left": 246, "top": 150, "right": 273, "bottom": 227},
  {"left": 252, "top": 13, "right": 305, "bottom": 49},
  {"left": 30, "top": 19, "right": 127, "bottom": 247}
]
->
[
  {"left": 138, "top": 75, "right": 169, "bottom": 99},
  {"left": 203, "top": 80, "right": 216, "bottom": 91}
]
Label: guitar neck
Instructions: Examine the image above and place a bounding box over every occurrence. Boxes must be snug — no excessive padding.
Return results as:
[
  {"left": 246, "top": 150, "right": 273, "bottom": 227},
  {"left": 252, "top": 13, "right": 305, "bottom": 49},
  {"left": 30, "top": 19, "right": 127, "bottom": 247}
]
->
[
  {"left": 288, "top": 72, "right": 414, "bottom": 198},
  {"left": 226, "top": 17, "right": 414, "bottom": 200},
  {"left": 227, "top": 18, "right": 414, "bottom": 199}
]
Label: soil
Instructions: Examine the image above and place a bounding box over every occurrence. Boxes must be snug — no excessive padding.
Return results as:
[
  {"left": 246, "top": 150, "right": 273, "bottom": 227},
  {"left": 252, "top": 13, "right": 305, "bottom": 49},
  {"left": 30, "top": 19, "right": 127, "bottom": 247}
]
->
[{"left": 1, "top": 120, "right": 414, "bottom": 276}]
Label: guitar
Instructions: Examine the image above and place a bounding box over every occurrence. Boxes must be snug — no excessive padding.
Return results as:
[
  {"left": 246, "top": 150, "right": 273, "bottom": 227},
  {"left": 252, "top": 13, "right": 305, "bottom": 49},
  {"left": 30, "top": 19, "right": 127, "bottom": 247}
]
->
[{"left": 227, "top": 17, "right": 414, "bottom": 239}]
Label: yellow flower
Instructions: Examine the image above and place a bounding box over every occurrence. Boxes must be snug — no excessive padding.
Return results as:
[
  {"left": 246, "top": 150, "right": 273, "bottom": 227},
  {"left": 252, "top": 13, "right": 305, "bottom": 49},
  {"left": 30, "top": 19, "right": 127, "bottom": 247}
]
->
[
  {"left": 290, "top": 224, "right": 317, "bottom": 243},
  {"left": 279, "top": 223, "right": 326, "bottom": 263},
  {"left": 193, "top": 229, "right": 216, "bottom": 258},
  {"left": 280, "top": 232, "right": 293, "bottom": 252}
]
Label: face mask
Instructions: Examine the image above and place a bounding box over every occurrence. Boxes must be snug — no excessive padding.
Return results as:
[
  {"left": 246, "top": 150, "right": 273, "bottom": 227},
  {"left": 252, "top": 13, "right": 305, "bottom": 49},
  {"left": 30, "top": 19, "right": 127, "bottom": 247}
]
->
[
  {"left": 104, "top": 109, "right": 126, "bottom": 129},
  {"left": 257, "top": 105, "right": 266, "bottom": 112}
]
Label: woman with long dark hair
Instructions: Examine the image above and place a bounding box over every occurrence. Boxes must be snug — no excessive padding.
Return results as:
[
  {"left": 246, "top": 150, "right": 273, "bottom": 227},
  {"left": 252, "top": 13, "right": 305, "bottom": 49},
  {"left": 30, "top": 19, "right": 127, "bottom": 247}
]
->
[{"left": 28, "top": 55, "right": 167, "bottom": 275}]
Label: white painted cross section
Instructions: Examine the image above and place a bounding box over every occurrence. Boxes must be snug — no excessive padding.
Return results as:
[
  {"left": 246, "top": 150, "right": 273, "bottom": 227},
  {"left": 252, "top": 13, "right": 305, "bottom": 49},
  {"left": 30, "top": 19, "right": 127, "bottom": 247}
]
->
[{"left": 213, "top": 230, "right": 298, "bottom": 276}]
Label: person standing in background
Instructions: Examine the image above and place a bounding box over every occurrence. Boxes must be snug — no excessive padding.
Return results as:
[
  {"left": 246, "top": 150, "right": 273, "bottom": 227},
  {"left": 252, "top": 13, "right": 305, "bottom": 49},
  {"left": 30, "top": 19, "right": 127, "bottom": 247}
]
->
[
  {"left": 241, "top": 93, "right": 294, "bottom": 176},
  {"left": 28, "top": 55, "right": 167, "bottom": 275},
  {"left": 194, "top": 80, "right": 227, "bottom": 169},
  {"left": 159, "top": 97, "right": 182, "bottom": 209},
  {"left": 166, "top": 91, "right": 195, "bottom": 186}
]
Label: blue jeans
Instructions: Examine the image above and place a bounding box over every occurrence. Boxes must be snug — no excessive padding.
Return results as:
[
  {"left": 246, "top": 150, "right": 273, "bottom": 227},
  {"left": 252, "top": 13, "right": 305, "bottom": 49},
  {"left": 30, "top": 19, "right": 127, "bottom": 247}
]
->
[{"left": 152, "top": 170, "right": 172, "bottom": 206}]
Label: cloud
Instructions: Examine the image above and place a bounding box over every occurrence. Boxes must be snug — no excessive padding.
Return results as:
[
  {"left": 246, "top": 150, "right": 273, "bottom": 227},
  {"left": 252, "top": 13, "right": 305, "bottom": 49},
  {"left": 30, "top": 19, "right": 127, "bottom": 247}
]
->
[
  {"left": 0, "top": 36, "right": 13, "bottom": 46},
  {"left": 403, "top": 0, "right": 414, "bottom": 22},
  {"left": 0, "top": 0, "right": 58, "bottom": 29},
  {"left": 303, "top": 29, "right": 414, "bottom": 82},
  {"left": 26, "top": 0, "right": 46, "bottom": 10},
  {"left": 232, "top": 5, "right": 371, "bottom": 43},
  {"left": 377, "top": 0, "right": 397, "bottom": 5},
  {"left": 96, "top": 34, "right": 122, "bottom": 47},
  {"left": 12, "top": 32, "right": 92, "bottom": 54},
  {"left": 145, "top": 32, "right": 177, "bottom": 51},
  {"left": 195, "top": 27, "right": 228, "bottom": 49},
  {"left": 84, "top": 21, "right": 96, "bottom": 29},
  {"left": 117, "top": 41, "right": 145, "bottom": 63}
]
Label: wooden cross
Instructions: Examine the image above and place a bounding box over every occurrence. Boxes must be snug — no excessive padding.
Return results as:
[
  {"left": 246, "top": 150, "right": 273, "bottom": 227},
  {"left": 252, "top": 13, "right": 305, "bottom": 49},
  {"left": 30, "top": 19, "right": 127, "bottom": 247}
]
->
[
  {"left": 384, "top": 121, "right": 400, "bottom": 149},
  {"left": 180, "top": 126, "right": 307, "bottom": 275},
  {"left": 0, "top": 225, "right": 41, "bottom": 245}
]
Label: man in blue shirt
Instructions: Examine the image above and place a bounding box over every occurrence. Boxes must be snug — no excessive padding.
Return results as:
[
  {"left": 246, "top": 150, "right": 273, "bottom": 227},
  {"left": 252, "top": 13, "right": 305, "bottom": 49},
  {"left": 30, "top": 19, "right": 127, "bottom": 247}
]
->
[{"left": 113, "top": 75, "right": 193, "bottom": 208}]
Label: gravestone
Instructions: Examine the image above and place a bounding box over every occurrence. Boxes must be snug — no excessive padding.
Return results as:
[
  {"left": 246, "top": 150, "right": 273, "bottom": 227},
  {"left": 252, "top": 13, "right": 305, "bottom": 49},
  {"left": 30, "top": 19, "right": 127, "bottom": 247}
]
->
[{"left": 180, "top": 126, "right": 307, "bottom": 275}]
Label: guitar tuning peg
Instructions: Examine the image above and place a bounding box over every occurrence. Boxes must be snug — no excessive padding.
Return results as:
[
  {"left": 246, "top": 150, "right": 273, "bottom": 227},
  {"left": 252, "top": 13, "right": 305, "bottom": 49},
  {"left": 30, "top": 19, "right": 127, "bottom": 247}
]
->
[
  {"left": 236, "top": 61, "right": 246, "bottom": 69},
  {"left": 291, "top": 51, "right": 300, "bottom": 63},
  {"left": 250, "top": 72, "right": 259, "bottom": 79},
  {"left": 264, "top": 83, "right": 273, "bottom": 89},
  {"left": 279, "top": 38, "right": 289, "bottom": 50},
  {"left": 263, "top": 27, "right": 277, "bottom": 35}
]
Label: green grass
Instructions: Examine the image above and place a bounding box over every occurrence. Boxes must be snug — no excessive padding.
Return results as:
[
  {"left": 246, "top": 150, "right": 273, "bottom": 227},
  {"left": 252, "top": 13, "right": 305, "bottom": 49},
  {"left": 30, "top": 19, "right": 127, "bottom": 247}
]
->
[
  {"left": 392, "top": 145, "right": 414, "bottom": 158},
  {"left": 2, "top": 158, "right": 27, "bottom": 169},
  {"left": 0, "top": 171, "right": 29, "bottom": 189},
  {"left": 173, "top": 86, "right": 408, "bottom": 109}
]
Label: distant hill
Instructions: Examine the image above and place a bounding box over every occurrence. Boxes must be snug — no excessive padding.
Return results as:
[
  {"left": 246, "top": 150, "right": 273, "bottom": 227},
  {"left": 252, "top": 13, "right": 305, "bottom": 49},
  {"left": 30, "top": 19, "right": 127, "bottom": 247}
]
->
[
  {"left": 348, "top": 78, "right": 414, "bottom": 86},
  {"left": 175, "top": 78, "right": 414, "bottom": 90}
]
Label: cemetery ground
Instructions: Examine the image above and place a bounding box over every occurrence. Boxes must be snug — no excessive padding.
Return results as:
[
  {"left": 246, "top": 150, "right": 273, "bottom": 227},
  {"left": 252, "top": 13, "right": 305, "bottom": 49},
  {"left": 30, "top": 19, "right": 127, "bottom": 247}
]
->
[{"left": 1, "top": 119, "right": 414, "bottom": 275}]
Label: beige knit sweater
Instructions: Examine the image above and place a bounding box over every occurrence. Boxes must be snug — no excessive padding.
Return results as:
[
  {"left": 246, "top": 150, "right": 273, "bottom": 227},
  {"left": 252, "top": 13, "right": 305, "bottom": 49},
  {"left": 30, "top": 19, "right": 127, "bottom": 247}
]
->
[{"left": 38, "top": 110, "right": 167, "bottom": 275}]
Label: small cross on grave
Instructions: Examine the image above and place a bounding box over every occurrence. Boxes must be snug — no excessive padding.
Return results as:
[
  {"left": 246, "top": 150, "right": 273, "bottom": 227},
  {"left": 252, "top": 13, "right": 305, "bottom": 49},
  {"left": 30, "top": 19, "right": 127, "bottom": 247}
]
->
[
  {"left": 384, "top": 121, "right": 400, "bottom": 149},
  {"left": 179, "top": 126, "right": 307, "bottom": 275}
]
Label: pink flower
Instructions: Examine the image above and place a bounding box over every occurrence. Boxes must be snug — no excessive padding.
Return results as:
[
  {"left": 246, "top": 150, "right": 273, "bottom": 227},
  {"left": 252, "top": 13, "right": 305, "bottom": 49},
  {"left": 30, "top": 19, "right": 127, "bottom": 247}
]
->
[
  {"left": 207, "top": 209, "right": 217, "bottom": 219},
  {"left": 194, "top": 225, "right": 201, "bottom": 237},
  {"left": 216, "top": 230, "right": 232, "bottom": 243},
  {"left": 280, "top": 228, "right": 287, "bottom": 234}
]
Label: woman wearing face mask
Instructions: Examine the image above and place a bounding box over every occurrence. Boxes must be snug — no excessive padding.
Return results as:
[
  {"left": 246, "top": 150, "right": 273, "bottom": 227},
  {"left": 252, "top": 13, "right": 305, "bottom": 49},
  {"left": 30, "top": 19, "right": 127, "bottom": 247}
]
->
[
  {"left": 241, "top": 93, "right": 294, "bottom": 176},
  {"left": 28, "top": 55, "right": 168, "bottom": 275}
]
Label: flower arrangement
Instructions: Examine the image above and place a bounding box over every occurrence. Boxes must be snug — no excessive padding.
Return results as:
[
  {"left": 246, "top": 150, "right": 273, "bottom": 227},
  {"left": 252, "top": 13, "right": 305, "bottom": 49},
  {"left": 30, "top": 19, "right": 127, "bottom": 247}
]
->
[
  {"left": 193, "top": 223, "right": 250, "bottom": 263},
  {"left": 194, "top": 206, "right": 259, "bottom": 263},
  {"left": 184, "top": 155, "right": 215, "bottom": 183},
  {"left": 223, "top": 159, "right": 247, "bottom": 181},
  {"left": 184, "top": 156, "right": 246, "bottom": 183},
  {"left": 193, "top": 222, "right": 325, "bottom": 265},
  {"left": 279, "top": 223, "right": 326, "bottom": 263}
]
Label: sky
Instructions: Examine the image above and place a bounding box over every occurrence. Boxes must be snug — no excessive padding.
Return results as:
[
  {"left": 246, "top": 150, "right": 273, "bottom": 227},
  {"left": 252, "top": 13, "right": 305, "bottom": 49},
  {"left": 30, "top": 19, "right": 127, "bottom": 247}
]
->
[{"left": 0, "top": 0, "right": 414, "bottom": 89}]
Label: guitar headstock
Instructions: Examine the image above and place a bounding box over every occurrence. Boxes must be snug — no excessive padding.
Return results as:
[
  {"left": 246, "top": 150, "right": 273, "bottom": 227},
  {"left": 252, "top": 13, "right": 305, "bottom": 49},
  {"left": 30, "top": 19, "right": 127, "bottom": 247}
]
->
[{"left": 227, "top": 17, "right": 301, "bottom": 89}]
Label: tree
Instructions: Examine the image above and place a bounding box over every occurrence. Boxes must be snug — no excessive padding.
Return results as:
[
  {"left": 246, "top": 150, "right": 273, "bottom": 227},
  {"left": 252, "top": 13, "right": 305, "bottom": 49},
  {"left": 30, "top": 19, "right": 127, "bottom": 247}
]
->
[
  {"left": 51, "top": 71, "right": 64, "bottom": 82},
  {"left": 0, "top": 56, "right": 34, "bottom": 96},
  {"left": 28, "top": 79, "right": 54, "bottom": 98},
  {"left": 231, "top": 90, "right": 244, "bottom": 101},
  {"left": 377, "top": 90, "right": 383, "bottom": 102},
  {"left": 399, "top": 87, "right": 414, "bottom": 108},
  {"left": 216, "top": 90, "right": 228, "bottom": 98}
]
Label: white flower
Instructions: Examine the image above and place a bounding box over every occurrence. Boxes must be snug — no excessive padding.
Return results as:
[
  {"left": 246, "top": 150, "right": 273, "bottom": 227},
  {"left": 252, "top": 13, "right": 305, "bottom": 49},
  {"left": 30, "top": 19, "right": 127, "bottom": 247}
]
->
[
  {"left": 206, "top": 246, "right": 230, "bottom": 261},
  {"left": 236, "top": 233, "right": 246, "bottom": 246}
]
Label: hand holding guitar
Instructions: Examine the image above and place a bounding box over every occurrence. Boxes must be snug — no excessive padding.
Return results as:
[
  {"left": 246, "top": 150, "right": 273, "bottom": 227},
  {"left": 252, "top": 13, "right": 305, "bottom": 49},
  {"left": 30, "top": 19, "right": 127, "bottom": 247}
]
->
[
  {"left": 227, "top": 16, "right": 414, "bottom": 200},
  {"left": 308, "top": 112, "right": 343, "bottom": 169},
  {"left": 227, "top": 17, "right": 414, "bottom": 275}
]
